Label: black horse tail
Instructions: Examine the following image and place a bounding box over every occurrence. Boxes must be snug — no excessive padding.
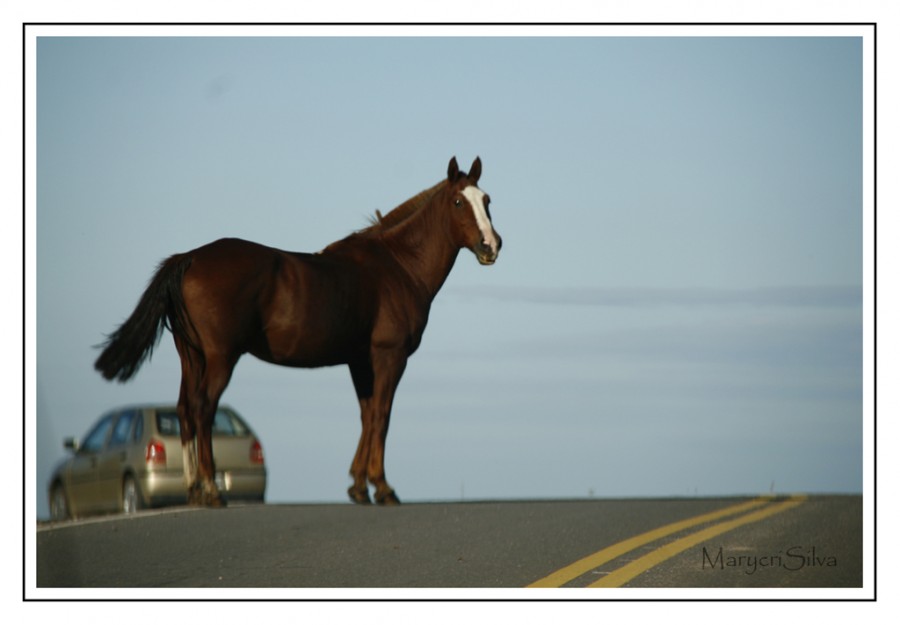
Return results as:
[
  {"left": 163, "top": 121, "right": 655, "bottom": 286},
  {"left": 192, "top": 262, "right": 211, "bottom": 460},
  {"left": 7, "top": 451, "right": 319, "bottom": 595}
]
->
[{"left": 94, "top": 254, "right": 200, "bottom": 382}]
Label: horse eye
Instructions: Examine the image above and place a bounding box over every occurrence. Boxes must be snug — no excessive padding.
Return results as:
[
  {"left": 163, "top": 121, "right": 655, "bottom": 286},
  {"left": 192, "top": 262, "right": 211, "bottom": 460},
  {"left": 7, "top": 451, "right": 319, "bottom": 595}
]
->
[{"left": 454, "top": 199, "right": 463, "bottom": 208}]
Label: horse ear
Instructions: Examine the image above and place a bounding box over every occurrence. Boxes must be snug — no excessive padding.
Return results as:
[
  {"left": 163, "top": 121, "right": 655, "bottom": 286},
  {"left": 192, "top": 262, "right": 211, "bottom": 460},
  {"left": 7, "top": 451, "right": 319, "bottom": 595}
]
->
[
  {"left": 447, "top": 156, "right": 460, "bottom": 182},
  {"left": 469, "top": 157, "right": 482, "bottom": 184}
]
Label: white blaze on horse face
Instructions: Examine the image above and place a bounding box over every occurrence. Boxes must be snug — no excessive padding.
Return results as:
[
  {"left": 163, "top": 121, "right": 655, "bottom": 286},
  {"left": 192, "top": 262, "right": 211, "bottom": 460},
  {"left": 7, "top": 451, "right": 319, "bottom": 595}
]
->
[{"left": 461, "top": 186, "right": 498, "bottom": 254}]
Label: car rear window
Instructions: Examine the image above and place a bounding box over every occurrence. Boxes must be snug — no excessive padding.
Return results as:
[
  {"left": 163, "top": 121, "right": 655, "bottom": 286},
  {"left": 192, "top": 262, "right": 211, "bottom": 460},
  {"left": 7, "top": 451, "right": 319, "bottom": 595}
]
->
[
  {"left": 155, "top": 409, "right": 250, "bottom": 437},
  {"left": 157, "top": 411, "right": 181, "bottom": 436}
]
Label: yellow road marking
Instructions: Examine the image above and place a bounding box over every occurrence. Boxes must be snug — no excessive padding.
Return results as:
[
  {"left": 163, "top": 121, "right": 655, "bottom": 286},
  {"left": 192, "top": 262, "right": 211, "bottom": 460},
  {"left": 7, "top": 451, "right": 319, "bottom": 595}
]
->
[
  {"left": 590, "top": 495, "right": 807, "bottom": 588},
  {"left": 528, "top": 496, "right": 774, "bottom": 588}
]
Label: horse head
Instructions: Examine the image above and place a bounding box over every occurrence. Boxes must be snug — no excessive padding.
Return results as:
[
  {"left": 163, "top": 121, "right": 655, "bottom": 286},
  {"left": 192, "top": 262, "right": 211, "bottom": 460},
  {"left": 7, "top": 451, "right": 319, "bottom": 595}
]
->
[{"left": 445, "top": 156, "right": 502, "bottom": 266}]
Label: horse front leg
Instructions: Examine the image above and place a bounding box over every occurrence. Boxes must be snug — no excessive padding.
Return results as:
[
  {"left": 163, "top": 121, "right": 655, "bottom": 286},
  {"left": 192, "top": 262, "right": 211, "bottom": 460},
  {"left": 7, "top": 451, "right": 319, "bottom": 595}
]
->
[
  {"left": 350, "top": 397, "right": 399, "bottom": 504},
  {"left": 368, "top": 405, "right": 400, "bottom": 505},
  {"left": 367, "top": 349, "right": 407, "bottom": 505},
  {"left": 348, "top": 423, "right": 373, "bottom": 504},
  {"left": 348, "top": 352, "right": 406, "bottom": 505},
  {"left": 348, "top": 363, "right": 374, "bottom": 504}
]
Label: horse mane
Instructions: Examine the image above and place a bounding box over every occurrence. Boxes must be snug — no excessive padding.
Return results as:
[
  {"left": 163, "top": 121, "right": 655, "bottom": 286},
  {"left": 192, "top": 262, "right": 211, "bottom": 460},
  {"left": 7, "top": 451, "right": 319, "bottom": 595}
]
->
[
  {"left": 357, "top": 180, "right": 447, "bottom": 238},
  {"left": 318, "top": 179, "right": 448, "bottom": 258}
]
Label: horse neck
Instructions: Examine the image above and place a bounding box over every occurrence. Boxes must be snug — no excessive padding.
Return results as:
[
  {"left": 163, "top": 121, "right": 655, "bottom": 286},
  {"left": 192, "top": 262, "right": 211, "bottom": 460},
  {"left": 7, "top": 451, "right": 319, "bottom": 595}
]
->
[{"left": 380, "top": 192, "right": 460, "bottom": 299}]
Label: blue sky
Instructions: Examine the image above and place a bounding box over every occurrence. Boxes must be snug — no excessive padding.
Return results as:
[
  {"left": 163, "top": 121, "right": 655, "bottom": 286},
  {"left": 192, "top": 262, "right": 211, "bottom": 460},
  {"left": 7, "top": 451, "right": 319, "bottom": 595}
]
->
[{"left": 33, "top": 31, "right": 867, "bottom": 518}]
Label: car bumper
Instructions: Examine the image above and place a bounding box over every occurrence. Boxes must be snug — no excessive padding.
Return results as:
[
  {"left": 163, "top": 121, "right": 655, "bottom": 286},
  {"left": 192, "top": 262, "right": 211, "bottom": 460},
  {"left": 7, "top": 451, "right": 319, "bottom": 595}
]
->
[
  {"left": 217, "top": 469, "right": 267, "bottom": 501},
  {"left": 140, "top": 468, "right": 267, "bottom": 505}
]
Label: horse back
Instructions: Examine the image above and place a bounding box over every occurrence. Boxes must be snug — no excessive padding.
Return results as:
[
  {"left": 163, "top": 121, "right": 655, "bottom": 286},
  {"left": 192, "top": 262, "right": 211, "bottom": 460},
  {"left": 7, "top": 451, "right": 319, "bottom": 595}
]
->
[{"left": 179, "top": 238, "right": 376, "bottom": 367}]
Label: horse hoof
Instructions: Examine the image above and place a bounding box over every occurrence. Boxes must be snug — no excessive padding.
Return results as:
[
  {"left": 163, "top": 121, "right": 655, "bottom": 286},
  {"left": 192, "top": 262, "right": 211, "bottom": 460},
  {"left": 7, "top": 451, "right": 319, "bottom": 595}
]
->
[
  {"left": 376, "top": 490, "right": 401, "bottom": 506},
  {"left": 348, "top": 485, "right": 372, "bottom": 505},
  {"left": 206, "top": 494, "right": 227, "bottom": 508},
  {"left": 189, "top": 484, "right": 226, "bottom": 508},
  {"left": 201, "top": 487, "right": 226, "bottom": 507},
  {"left": 187, "top": 485, "right": 204, "bottom": 506}
]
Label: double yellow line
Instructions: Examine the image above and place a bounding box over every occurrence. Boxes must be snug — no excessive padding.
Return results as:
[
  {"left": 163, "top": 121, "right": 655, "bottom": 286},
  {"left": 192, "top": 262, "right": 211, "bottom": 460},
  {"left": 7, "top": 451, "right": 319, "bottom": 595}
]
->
[{"left": 528, "top": 495, "right": 806, "bottom": 588}]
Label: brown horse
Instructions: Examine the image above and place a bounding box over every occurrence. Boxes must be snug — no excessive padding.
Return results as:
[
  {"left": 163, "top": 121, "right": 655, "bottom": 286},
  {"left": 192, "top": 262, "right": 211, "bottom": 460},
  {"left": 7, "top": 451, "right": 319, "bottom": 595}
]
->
[{"left": 95, "top": 157, "right": 501, "bottom": 506}]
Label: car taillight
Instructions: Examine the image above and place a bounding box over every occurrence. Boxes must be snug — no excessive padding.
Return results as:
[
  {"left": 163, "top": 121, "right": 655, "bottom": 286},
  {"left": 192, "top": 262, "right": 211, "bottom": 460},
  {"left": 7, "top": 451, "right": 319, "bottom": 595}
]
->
[
  {"left": 146, "top": 439, "right": 167, "bottom": 465},
  {"left": 250, "top": 439, "right": 264, "bottom": 464}
]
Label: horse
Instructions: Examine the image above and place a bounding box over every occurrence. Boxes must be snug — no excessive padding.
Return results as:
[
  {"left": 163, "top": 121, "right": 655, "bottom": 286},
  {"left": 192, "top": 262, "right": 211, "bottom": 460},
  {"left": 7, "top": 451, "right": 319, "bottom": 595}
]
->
[{"left": 94, "top": 156, "right": 502, "bottom": 506}]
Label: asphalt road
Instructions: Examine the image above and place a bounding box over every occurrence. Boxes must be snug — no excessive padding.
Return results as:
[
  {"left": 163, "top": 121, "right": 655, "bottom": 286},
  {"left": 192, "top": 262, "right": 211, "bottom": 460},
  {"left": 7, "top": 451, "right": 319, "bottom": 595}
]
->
[{"left": 35, "top": 495, "right": 862, "bottom": 591}]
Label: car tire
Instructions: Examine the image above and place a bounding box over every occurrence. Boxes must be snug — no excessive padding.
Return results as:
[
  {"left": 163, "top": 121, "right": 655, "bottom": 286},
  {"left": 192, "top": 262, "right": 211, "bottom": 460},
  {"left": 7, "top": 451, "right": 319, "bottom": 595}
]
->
[
  {"left": 122, "top": 476, "right": 143, "bottom": 514},
  {"left": 49, "top": 483, "right": 70, "bottom": 521}
]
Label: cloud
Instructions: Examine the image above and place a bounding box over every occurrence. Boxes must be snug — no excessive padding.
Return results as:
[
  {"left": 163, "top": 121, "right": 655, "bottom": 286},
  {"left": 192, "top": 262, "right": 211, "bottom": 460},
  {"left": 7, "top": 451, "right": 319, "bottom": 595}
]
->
[
  {"left": 452, "top": 284, "right": 862, "bottom": 309},
  {"left": 441, "top": 283, "right": 863, "bottom": 381},
  {"left": 491, "top": 312, "right": 862, "bottom": 372}
]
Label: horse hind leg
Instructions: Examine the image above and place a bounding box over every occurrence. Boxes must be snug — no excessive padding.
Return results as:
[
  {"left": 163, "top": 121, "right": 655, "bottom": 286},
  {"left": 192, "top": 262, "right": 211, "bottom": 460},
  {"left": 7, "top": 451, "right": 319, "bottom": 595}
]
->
[
  {"left": 177, "top": 380, "right": 202, "bottom": 505},
  {"left": 195, "top": 356, "right": 238, "bottom": 507},
  {"left": 183, "top": 439, "right": 200, "bottom": 503},
  {"left": 178, "top": 351, "right": 235, "bottom": 508},
  {"left": 195, "top": 410, "right": 225, "bottom": 507}
]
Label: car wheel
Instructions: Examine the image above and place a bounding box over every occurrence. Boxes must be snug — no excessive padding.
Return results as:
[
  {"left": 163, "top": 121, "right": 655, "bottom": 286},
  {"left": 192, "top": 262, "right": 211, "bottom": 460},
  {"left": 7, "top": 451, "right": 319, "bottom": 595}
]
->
[
  {"left": 122, "top": 476, "right": 143, "bottom": 514},
  {"left": 49, "top": 484, "right": 69, "bottom": 521}
]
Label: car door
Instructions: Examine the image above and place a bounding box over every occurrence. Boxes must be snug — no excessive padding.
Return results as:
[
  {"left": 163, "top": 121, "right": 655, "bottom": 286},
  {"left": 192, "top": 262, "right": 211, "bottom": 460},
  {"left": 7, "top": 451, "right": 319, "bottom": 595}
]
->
[
  {"left": 94, "top": 409, "right": 139, "bottom": 512},
  {"left": 67, "top": 413, "right": 115, "bottom": 516}
]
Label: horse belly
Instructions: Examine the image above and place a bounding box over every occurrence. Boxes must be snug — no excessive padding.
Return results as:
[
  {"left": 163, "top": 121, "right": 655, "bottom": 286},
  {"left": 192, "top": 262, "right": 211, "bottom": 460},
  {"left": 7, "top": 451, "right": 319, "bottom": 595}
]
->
[
  {"left": 252, "top": 262, "right": 371, "bottom": 368},
  {"left": 254, "top": 319, "right": 363, "bottom": 368}
]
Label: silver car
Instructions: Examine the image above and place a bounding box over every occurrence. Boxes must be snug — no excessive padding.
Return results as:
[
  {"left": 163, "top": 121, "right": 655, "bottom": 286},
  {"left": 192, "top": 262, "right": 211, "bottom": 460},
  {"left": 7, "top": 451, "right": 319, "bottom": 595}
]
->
[{"left": 48, "top": 404, "right": 267, "bottom": 521}]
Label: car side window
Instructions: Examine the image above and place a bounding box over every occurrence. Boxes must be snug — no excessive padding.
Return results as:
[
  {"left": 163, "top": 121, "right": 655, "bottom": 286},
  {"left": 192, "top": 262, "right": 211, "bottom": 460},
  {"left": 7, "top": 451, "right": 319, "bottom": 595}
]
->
[
  {"left": 213, "top": 409, "right": 250, "bottom": 436},
  {"left": 80, "top": 414, "right": 115, "bottom": 453},
  {"left": 110, "top": 410, "right": 137, "bottom": 447},
  {"left": 212, "top": 410, "right": 236, "bottom": 435}
]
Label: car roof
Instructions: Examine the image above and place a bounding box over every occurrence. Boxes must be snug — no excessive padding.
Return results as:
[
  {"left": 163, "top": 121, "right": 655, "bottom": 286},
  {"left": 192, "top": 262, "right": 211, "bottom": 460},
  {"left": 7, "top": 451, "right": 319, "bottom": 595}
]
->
[{"left": 109, "top": 403, "right": 238, "bottom": 412}]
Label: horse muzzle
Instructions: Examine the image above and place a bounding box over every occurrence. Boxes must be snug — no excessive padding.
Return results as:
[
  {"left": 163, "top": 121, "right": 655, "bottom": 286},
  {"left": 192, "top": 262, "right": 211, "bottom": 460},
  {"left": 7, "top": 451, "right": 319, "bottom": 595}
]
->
[{"left": 475, "top": 233, "right": 502, "bottom": 266}]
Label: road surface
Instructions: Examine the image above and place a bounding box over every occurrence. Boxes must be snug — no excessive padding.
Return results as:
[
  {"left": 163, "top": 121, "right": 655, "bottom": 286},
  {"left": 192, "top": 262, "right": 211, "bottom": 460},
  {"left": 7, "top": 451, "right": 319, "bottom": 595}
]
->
[{"left": 35, "top": 495, "right": 861, "bottom": 591}]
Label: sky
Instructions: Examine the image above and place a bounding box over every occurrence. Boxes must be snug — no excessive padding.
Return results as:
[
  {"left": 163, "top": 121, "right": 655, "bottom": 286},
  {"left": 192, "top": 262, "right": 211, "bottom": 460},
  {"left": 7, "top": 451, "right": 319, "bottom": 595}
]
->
[{"left": 32, "top": 29, "right": 867, "bottom": 520}]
